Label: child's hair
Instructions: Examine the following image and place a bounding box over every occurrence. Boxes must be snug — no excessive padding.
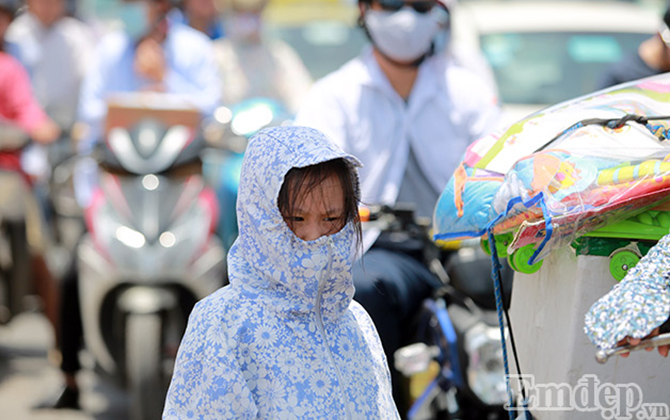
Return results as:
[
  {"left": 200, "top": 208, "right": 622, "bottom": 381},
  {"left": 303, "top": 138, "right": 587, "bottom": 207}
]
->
[{"left": 277, "top": 158, "right": 362, "bottom": 246}]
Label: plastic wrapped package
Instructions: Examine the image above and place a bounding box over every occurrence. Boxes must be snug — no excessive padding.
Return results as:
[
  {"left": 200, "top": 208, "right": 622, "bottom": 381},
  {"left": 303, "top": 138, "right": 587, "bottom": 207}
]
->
[{"left": 434, "top": 73, "right": 670, "bottom": 265}]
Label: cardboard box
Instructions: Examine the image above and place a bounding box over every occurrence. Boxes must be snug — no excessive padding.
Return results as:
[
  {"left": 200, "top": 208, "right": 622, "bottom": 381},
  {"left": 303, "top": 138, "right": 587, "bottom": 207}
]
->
[{"left": 104, "top": 92, "right": 201, "bottom": 134}]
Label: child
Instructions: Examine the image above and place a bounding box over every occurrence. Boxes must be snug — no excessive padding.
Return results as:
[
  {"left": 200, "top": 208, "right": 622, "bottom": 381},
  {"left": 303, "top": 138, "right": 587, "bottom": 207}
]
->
[{"left": 163, "top": 126, "right": 399, "bottom": 418}]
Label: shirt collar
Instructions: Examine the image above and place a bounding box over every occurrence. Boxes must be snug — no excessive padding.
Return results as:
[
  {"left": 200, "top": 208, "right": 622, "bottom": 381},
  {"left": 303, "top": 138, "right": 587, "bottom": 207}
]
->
[{"left": 357, "top": 45, "right": 442, "bottom": 106}]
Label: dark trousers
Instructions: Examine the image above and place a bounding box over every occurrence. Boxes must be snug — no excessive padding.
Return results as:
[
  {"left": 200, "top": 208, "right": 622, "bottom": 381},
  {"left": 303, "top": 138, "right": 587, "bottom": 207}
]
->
[
  {"left": 352, "top": 247, "right": 439, "bottom": 414},
  {"left": 59, "top": 261, "right": 82, "bottom": 374}
]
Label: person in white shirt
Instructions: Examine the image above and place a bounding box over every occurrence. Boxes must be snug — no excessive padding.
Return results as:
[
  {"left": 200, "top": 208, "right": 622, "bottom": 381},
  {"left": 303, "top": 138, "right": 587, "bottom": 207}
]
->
[
  {"left": 7, "top": 0, "right": 94, "bottom": 131},
  {"left": 213, "top": 0, "right": 312, "bottom": 114},
  {"left": 295, "top": 0, "right": 500, "bottom": 411},
  {"left": 7, "top": 0, "right": 94, "bottom": 189}
]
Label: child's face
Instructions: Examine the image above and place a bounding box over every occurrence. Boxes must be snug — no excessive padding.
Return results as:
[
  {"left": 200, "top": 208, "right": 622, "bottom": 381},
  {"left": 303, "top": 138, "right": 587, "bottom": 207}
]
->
[{"left": 282, "top": 174, "right": 346, "bottom": 242}]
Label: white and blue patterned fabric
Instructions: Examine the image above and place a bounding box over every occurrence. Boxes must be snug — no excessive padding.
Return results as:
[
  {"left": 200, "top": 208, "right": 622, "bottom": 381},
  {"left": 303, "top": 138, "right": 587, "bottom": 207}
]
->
[
  {"left": 163, "top": 126, "right": 399, "bottom": 419},
  {"left": 584, "top": 233, "right": 670, "bottom": 350}
]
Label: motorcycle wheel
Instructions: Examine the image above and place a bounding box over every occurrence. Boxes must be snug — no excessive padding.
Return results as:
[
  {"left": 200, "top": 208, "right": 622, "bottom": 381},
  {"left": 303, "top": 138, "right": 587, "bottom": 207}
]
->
[{"left": 126, "top": 313, "right": 167, "bottom": 420}]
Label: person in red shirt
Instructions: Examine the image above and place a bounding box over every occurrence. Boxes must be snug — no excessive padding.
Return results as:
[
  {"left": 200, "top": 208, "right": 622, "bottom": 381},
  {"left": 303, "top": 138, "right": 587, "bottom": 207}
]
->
[
  {"left": 0, "top": 0, "right": 61, "bottom": 369},
  {"left": 0, "top": 0, "right": 60, "bottom": 142},
  {"left": 0, "top": 52, "right": 61, "bottom": 141}
]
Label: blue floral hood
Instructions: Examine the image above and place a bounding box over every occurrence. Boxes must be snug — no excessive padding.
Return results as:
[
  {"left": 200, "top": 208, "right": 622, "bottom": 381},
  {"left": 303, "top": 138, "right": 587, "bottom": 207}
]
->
[
  {"left": 163, "top": 126, "right": 399, "bottom": 419},
  {"left": 228, "top": 126, "right": 363, "bottom": 322}
]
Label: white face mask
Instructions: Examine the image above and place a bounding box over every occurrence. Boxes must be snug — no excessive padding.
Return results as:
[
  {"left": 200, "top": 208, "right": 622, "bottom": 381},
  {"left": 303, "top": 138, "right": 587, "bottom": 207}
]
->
[
  {"left": 228, "top": 12, "right": 262, "bottom": 42},
  {"left": 364, "top": 7, "right": 441, "bottom": 63}
]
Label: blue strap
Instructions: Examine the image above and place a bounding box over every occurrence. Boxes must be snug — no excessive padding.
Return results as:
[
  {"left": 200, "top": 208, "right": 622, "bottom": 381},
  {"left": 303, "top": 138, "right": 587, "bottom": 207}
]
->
[{"left": 487, "top": 228, "right": 532, "bottom": 420}]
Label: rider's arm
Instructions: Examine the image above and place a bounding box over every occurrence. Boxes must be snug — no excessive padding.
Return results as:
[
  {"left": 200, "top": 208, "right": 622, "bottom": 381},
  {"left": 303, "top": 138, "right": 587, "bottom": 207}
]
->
[
  {"left": 0, "top": 53, "right": 49, "bottom": 134},
  {"left": 0, "top": 53, "right": 59, "bottom": 144}
]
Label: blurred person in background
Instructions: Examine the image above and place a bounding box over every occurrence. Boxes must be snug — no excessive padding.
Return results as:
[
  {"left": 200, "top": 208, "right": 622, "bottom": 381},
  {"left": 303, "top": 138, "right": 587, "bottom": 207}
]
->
[
  {"left": 0, "top": 0, "right": 60, "bottom": 144},
  {"left": 76, "top": 0, "right": 220, "bottom": 155},
  {"left": 35, "top": 0, "right": 221, "bottom": 410},
  {"left": 213, "top": 0, "right": 312, "bottom": 113},
  {"left": 0, "top": 0, "right": 61, "bottom": 368},
  {"left": 173, "top": 0, "right": 225, "bottom": 39},
  {"left": 598, "top": 4, "right": 670, "bottom": 89},
  {"left": 7, "top": 0, "right": 94, "bottom": 133},
  {"left": 295, "top": 0, "right": 500, "bottom": 412},
  {"left": 6, "top": 0, "right": 95, "bottom": 245}
]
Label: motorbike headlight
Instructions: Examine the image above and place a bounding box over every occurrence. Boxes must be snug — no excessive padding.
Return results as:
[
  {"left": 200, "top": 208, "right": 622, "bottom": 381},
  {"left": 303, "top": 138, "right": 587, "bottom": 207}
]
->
[
  {"left": 115, "top": 226, "right": 146, "bottom": 249},
  {"left": 463, "top": 322, "right": 508, "bottom": 405}
]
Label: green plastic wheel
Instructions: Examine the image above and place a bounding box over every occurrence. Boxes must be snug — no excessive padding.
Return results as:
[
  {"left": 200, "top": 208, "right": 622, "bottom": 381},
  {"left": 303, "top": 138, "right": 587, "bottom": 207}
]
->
[
  {"left": 480, "top": 238, "right": 491, "bottom": 256},
  {"left": 480, "top": 233, "right": 514, "bottom": 258},
  {"left": 637, "top": 212, "right": 654, "bottom": 226},
  {"left": 509, "top": 245, "right": 543, "bottom": 274},
  {"left": 657, "top": 212, "right": 670, "bottom": 229},
  {"left": 609, "top": 250, "right": 640, "bottom": 281}
]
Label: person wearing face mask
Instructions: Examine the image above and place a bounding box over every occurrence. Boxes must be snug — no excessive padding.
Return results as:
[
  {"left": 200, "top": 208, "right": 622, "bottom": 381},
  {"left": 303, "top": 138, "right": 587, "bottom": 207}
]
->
[
  {"left": 76, "top": 0, "right": 221, "bottom": 154},
  {"left": 211, "top": 0, "right": 312, "bottom": 113},
  {"left": 295, "top": 0, "right": 501, "bottom": 412}
]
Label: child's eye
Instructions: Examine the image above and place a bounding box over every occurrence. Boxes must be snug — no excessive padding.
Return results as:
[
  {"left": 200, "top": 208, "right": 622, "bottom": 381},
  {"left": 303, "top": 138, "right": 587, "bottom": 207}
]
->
[
  {"left": 325, "top": 216, "right": 344, "bottom": 223},
  {"left": 289, "top": 216, "right": 305, "bottom": 222}
]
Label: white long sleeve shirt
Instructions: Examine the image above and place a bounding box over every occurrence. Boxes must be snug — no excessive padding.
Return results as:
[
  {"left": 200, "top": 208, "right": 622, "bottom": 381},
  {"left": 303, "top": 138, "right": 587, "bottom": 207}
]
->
[
  {"left": 295, "top": 47, "right": 501, "bottom": 248},
  {"left": 7, "top": 12, "right": 94, "bottom": 129}
]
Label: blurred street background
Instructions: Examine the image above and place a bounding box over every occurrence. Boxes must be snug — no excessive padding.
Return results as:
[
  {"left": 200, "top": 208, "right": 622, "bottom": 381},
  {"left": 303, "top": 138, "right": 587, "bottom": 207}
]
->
[
  {"left": 0, "top": 312, "right": 127, "bottom": 419},
  {"left": 2, "top": 0, "right": 670, "bottom": 418}
]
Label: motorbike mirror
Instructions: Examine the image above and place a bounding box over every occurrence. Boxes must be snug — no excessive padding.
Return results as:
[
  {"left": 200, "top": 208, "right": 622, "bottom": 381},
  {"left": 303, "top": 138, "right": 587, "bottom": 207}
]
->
[
  {"left": 394, "top": 342, "right": 440, "bottom": 376},
  {"left": 202, "top": 107, "right": 249, "bottom": 154}
]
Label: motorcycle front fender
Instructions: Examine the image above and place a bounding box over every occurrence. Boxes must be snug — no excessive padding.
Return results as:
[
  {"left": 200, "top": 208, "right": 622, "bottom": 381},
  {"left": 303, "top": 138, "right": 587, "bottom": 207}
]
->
[{"left": 117, "top": 286, "right": 178, "bottom": 315}]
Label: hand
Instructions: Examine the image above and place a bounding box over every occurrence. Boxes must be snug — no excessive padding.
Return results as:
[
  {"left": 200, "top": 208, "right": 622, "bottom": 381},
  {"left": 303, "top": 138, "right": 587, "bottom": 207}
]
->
[
  {"left": 30, "top": 119, "right": 61, "bottom": 144},
  {"left": 134, "top": 38, "right": 166, "bottom": 84},
  {"left": 617, "top": 328, "right": 670, "bottom": 358}
]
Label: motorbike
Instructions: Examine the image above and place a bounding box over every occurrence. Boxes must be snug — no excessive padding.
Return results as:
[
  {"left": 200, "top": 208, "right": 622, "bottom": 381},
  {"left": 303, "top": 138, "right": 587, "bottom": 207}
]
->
[
  {"left": 76, "top": 110, "right": 226, "bottom": 420},
  {"left": 201, "top": 97, "right": 293, "bottom": 251},
  {"left": 363, "top": 204, "right": 513, "bottom": 420},
  {"left": 0, "top": 123, "right": 40, "bottom": 324}
]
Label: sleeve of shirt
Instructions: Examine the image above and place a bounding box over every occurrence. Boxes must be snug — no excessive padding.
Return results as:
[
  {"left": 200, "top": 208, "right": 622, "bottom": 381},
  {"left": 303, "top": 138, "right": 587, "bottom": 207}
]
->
[
  {"left": 294, "top": 79, "right": 349, "bottom": 151},
  {"left": 164, "top": 38, "right": 221, "bottom": 117},
  {"left": 2, "top": 56, "right": 48, "bottom": 134},
  {"left": 77, "top": 43, "right": 109, "bottom": 154},
  {"left": 163, "top": 300, "right": 258, "bottom": 419},
  {"left": 584, "top": 232, "right": 670, "bottom": 350}
]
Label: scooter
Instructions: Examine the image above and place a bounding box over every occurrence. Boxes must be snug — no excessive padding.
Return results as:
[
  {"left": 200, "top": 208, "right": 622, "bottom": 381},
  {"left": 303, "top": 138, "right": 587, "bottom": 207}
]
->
[
  {"left": 76, "top": 113, "right": 226, "bottom": 420},
  {"left": 201, "top": 97, "right": 293, "bottom": 250},
  {"left": 364, "top": 205, "right": 512, "bottom": 419}
]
